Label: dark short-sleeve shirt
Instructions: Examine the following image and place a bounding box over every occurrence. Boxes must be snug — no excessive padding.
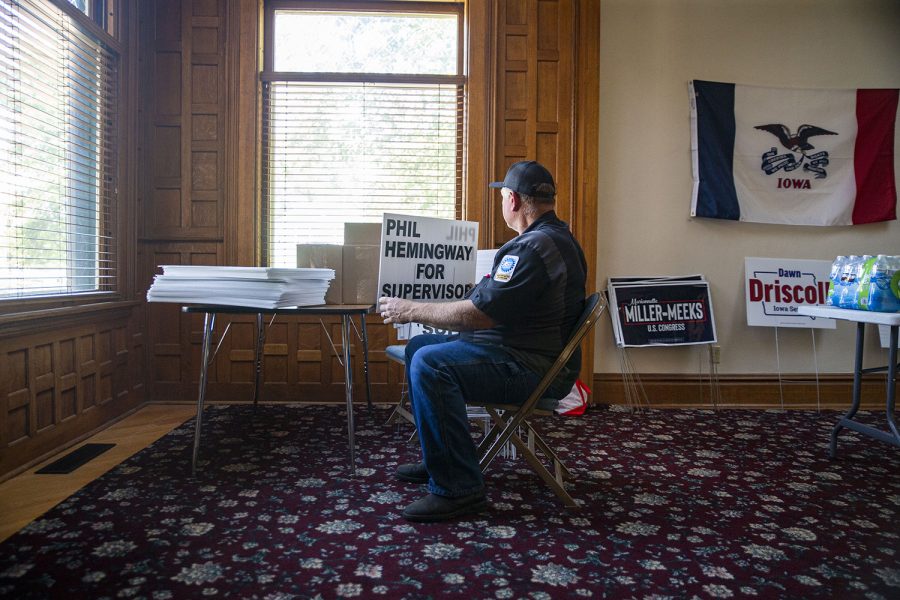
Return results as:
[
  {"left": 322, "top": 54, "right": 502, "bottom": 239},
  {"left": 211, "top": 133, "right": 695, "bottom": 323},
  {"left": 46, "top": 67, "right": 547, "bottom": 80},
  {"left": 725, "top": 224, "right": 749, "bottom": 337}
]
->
[{"left": 461, "top": 210, "right": 587, "bottom": 398}]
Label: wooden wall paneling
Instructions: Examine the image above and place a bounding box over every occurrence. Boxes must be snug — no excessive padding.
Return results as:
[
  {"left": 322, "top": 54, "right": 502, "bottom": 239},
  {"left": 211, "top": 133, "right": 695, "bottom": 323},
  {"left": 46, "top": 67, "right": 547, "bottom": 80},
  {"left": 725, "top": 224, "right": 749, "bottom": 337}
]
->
[
  {"left": 3, "top": 350, "right": 27, "bottom": 447},
  {"left": 145, "top": 0, "right": 184, "bottom": 238},
  {"left": 33, "top": 343, "right": 54, "bottom": 432},
  {"left": 492, "top": 0, "right": 575, "bottom": 246},
  {"left": 225, "top": 320, "right": 256, "bottom": 386},
  {"left": 464, "top": 0, "right": 496, "bottom": 248},
  {"left": 140, "top": 0, "right": 230, "bottom": 402},
  {"left": 488, "top": 0, "right": 599, "bottom": 383},
  {"left": 493, "top": 0, "right": 524, "bottom": 248},
  {"left": 141, "top": 242, "right": 222, "bottom": 402},
  {"left": 188, "top": 0, "right": 226, "bottom": 237},
  {"left": 80, "top": 333, "right": 97, "bottom": 411},
  {"left": 99, "top": 329, "right": 114, "bottom": 405},
  {"left": 0, "top": 309, "right": 145, "bottom": 479},
  {"left": 119, "top": 0, "right": 139, "bottom": 301},
  {"left": 593, "top": 372, "right": 898, "bottom": 410},
  {"left": 225, "top": 0, "right": 262, "bottom": 266},
  {"left": 296, "top": 321, "right": 323, "bottom": 391},
  {"left": 363, "top": 316, "right": 394, "bottom": 403},
  {"left": 143, "top": 0, "right": 226, "bottom": 241},
  {"left": 264, "top": 320, "right": 289, "bottom": 387},
  {"left": 572, "top": 0, "right": 600, "bottom": 381},
  {"left": 113, "top": 323, "right": 131, "bottom": 404},
  {"left": 178, "top": 0, "right": 192, "bottom": 236},
  {"left": 129, "top": 304, "right": 147, "bottom": 407},
  {"left": 58, "top": 338, "right": 77, "bottom": 421},
  {"left": 536, "top": 0, "right": 572, "bottom": 223},
  {"left": 188, "top": 314, "right": 393, "bottom": 405}
]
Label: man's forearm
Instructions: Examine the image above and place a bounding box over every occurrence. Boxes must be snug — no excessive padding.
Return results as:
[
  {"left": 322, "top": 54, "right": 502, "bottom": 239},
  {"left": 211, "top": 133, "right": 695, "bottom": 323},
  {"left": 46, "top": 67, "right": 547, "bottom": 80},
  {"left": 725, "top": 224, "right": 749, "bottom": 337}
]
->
[
  {"left": 409, "top": 299, "right": 495, "bottom": 331},
  {"left": 378, "top": 297, "right": 496, "bottom": 331}
]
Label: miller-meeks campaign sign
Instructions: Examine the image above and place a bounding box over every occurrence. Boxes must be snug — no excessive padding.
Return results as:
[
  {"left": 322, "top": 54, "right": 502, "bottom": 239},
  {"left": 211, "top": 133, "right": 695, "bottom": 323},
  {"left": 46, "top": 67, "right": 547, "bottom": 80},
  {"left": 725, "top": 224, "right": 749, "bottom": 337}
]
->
[
  {"left": 744, "top": 257, "right": 835, "bottom": 329},
  {"left": 607, "top": 276, "right": 717, "bottom": 347}
]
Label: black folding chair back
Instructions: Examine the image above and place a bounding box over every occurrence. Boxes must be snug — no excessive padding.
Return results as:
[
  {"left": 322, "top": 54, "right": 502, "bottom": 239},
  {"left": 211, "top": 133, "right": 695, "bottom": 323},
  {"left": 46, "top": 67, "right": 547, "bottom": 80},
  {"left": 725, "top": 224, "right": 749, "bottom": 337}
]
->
[{"left": 475, "top": 292, "right": 606, "bottom": 508}]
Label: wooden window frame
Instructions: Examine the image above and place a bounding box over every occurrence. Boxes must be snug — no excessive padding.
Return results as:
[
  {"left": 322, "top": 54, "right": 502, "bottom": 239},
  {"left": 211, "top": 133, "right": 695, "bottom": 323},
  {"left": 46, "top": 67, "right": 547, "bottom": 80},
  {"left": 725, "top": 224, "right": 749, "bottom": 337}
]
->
[{"left": 258, "top": 0, "right": 467, "bottom": 263}]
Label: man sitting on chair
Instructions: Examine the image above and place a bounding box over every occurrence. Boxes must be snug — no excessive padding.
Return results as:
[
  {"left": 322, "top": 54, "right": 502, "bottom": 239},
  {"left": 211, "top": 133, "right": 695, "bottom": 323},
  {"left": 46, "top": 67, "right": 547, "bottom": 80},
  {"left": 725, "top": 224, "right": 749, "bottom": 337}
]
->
[{"left": 378, "top": 160, "right": 587, "bottom": 522}]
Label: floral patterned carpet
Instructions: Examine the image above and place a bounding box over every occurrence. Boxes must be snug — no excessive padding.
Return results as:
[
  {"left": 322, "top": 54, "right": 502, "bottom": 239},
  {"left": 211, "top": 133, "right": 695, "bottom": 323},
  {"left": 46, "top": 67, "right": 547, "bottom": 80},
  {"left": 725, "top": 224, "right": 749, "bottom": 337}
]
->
[{"left": 1, "top": 404, "right": 898, "bottom": 599}]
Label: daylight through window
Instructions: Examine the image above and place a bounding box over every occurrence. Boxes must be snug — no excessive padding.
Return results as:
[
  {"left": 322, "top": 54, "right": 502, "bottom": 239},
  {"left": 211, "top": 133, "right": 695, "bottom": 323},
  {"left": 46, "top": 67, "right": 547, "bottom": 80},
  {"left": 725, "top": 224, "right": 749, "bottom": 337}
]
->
[
  {"left": 262, "top": 4, "right": 464, "bottom": 267},
  {"left": 0, "top": 0, "right": 118, "bottom": 299}
]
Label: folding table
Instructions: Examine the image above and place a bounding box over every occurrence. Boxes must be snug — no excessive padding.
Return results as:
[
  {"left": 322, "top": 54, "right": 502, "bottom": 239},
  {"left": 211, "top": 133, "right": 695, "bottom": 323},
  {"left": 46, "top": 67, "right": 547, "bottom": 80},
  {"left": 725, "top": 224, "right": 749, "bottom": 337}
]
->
[
  {"left": 797, "top": 306, "right": 899, "bottom": 456},
  {"left": 182, "top": 304, "right": 375, "bottom": 476}
]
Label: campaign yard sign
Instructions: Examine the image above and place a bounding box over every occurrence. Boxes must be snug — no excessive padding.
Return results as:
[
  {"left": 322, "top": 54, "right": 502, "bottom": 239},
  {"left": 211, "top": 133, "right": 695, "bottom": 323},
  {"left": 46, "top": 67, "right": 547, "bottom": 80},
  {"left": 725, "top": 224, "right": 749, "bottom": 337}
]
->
[
  {"left": 608, "top": 279, "right": 717, "bottom": 347},
  {"left": 376, "top": 213, "right": 478, "bottom": 340},
  {"left": 744, "top": 257, "right": 835, "bottom": 329}
]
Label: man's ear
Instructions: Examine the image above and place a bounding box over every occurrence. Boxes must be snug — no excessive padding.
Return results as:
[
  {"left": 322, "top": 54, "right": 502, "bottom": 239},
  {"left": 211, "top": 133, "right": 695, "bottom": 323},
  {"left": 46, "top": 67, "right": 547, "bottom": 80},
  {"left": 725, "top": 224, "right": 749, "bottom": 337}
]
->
[{"left": 508, "top": 191, "right": 522, "bottom": 211}]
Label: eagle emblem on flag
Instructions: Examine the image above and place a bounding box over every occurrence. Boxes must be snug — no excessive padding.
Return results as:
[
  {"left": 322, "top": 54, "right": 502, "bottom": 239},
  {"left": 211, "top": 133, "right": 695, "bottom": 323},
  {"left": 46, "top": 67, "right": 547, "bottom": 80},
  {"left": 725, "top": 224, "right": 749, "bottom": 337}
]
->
[{"left": 755, "top": 123, "right": 837, "bottom": 179}]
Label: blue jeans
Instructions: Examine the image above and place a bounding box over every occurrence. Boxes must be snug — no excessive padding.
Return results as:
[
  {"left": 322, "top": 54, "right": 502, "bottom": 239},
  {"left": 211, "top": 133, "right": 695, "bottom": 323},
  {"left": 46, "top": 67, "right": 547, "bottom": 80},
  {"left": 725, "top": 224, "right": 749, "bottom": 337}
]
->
[{"left": 404, "top": 334, "right": 542, "bottom": 498}]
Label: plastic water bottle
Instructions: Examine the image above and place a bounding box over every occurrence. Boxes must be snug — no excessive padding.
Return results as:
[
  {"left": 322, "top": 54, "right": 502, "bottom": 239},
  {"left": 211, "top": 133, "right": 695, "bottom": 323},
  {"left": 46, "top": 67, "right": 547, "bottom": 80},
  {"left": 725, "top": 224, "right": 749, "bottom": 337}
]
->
[
  {"left": 845, "top": 255, "right": 874, "bottom": 310},
  {"left": 826, "top": 256, "right": 847, "bottom": 307},
  {"left": 836, "top": 255, "right": 861, "bottom": 309},
  {"left": 855, "top": 255, "right": 880, "bottom": 310},
  {"left": 856, "top": 254, "right": 881, "bottom": 310},
  {"left": 867, "top": 255, "right": 900, "bottom": 313}
]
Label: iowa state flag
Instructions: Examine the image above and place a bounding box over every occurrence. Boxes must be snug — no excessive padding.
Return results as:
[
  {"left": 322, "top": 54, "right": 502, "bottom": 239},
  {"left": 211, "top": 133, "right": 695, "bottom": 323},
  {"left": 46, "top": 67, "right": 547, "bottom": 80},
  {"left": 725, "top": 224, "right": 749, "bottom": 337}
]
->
[{"left": 689, "top": 80, "right": 898, "bottom": 225}]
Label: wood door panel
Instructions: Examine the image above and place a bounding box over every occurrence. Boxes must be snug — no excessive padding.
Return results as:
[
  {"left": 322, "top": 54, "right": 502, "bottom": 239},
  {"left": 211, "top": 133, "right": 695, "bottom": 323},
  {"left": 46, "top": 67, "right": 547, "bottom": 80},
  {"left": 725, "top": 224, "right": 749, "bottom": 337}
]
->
[
  {"left": 487, "top": 0, "right": 599, "bottom": 381},
  {"left": 142, "top": 0, "right": 226, "bottom": 240}
]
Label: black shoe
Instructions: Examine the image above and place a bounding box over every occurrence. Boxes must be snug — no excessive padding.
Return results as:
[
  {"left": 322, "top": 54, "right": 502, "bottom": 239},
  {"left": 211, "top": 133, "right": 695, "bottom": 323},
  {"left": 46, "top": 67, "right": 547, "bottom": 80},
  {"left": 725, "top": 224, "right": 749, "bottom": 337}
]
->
[
  {"left": 401, "top": 492, "right": 488, "bottom": 523},
  {"left": 396, "top": 462, "right": 429, "bottom": 484}
]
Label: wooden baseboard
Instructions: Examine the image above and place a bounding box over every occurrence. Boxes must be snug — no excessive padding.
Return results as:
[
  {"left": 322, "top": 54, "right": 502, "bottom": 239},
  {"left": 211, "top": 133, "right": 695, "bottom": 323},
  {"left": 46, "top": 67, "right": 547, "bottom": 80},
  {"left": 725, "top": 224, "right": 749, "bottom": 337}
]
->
[{"left": 592, "top": 372, "right": 896, "bottom": 410}]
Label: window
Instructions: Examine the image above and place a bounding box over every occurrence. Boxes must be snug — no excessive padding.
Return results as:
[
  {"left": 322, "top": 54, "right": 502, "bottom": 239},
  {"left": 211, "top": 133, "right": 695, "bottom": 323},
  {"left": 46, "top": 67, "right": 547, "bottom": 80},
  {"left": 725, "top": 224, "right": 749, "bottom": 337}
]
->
[
  {"left": 0, "top": 0, "right": 118, "bottom": 300},
  {"left": 65, "top": 0, "right": 88, "bottom": 16},
  {"left": 262, "top": 2, "right": 464, "bottom": 267}
]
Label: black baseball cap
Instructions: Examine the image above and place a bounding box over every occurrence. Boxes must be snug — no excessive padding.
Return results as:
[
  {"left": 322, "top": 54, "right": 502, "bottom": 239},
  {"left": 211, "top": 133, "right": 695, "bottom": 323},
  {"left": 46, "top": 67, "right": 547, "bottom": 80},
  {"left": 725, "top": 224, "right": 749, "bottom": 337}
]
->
[{"left": 489, "top": 160, "right": 556, "bottom": 199}]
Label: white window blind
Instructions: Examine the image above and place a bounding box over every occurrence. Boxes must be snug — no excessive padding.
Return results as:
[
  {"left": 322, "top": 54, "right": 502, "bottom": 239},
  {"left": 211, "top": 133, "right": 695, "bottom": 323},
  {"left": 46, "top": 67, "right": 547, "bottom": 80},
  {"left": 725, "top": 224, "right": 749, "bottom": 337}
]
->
[
  {"left": 262, "top": 81, "right": 462, "bottom": 266},
  {"left": 262, "top": 5, "right": 463, "bottom": 268},
  {"left": 0, "top": 0, "right": 118, "bottom": 299}
]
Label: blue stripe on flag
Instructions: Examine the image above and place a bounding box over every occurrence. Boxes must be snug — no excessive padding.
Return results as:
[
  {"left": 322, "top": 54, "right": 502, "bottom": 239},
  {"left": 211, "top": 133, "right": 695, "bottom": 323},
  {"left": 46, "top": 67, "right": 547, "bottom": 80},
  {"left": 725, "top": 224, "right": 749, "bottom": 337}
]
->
[{"left": 694, "top": 81, "right": 740, "bottom": 220}]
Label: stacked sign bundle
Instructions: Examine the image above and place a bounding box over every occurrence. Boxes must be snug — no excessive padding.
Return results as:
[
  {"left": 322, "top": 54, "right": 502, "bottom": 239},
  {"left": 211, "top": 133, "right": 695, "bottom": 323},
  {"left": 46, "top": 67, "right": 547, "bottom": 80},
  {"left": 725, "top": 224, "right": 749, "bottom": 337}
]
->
[
  {"left": 147, "top": 266, "right": 335, "bottom": 309},
  {"left": 607, "top": 275, "right": 716, "bottom": 347}
]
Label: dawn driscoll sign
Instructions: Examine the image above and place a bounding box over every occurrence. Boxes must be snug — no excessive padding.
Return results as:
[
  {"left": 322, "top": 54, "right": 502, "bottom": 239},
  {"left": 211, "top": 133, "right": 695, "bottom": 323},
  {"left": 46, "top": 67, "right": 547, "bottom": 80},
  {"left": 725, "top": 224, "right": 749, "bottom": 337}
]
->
[{"left": 744, "top": 257, "right": 835, "bottom": 329}]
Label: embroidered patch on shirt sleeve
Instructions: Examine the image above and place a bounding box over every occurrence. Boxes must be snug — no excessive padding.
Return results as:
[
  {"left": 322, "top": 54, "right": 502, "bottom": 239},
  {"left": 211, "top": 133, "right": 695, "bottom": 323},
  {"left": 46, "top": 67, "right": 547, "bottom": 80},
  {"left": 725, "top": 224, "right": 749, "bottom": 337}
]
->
[{"left": 493, "top": 255, "right": 520, "bottom": 282}]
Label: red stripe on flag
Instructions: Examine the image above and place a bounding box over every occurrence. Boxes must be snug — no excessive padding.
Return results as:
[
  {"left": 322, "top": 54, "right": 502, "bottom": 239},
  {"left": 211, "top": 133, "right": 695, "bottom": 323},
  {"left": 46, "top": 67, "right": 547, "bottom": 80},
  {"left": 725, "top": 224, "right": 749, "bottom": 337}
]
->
[{"left": 852, "top": 89, "right": 898, "bottom": 224}]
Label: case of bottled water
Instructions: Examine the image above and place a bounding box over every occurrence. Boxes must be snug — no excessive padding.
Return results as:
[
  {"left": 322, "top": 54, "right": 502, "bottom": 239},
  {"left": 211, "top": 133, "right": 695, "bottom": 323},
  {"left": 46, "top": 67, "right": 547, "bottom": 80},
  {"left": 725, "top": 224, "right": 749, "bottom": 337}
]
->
[
  {"left": 865, "top": 255, "right": 900, "bottom": 312},
  {"left": 829, "top": 254, "right": 900, "bottom": 312}
]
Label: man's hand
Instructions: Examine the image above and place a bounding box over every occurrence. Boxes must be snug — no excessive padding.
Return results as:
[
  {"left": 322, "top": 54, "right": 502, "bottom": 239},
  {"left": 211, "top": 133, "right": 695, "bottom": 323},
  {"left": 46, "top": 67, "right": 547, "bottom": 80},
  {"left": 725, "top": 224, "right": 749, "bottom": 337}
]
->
[
  {"left": 377, "top": 296, "right": 496, "bottom": 331},
  {"left": 378, "top": 296, "right": 416, "bottom": 324}
]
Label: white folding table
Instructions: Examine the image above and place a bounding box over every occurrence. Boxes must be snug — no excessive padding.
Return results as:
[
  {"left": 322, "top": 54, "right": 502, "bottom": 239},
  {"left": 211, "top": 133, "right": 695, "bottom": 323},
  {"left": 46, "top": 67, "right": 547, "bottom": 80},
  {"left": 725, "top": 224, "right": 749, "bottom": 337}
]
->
[{"left": 797, "top": 306, "right": 899, "bottom": 456}]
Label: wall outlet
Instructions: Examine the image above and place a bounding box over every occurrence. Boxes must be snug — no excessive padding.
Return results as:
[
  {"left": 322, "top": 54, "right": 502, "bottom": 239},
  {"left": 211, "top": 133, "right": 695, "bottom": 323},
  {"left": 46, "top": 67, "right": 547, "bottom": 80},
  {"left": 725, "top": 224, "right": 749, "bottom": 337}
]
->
[{"left": 710, "top": 344, "right": 721, "bottom": 364}]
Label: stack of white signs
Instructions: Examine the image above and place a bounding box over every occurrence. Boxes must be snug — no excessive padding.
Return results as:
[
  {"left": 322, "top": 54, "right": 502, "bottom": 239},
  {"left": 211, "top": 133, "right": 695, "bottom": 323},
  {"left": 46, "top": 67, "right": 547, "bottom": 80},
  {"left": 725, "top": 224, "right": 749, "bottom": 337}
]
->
[
  {"left": 607, "top": 275, "right": 717, "bottom": 347},
  {"left": 147, "top": 266, "right": 335, "bottom": 309}
]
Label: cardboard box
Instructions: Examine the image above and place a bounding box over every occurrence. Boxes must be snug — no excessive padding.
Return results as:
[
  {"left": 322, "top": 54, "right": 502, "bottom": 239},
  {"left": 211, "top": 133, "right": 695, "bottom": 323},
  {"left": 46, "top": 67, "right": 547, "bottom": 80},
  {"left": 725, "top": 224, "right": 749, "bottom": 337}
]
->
[
  {"left": 297, "top": 244, "right": 342, "bottom": 304},
  {"left": 297, "top": 242, "right": 380, "bottom": 304},
  {"left": 344, "top": 222, "right": 382, "bottom": 246},
  {"left": 342, "top": 244, "right": 380, "bottom": 304}
]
